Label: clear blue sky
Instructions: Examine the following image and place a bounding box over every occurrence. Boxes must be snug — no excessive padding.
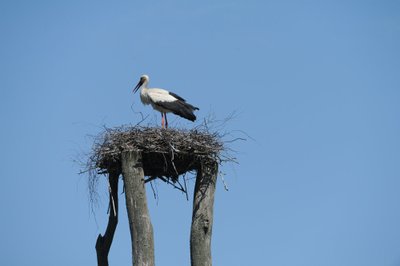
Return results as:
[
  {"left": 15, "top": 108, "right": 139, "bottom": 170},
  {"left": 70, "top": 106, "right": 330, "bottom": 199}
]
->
[{"left": 1, "top": 1, "right": 400, "bottom": 265}]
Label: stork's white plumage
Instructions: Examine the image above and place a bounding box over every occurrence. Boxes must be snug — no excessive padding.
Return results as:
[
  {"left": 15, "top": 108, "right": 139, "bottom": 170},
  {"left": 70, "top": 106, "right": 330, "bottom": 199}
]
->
[{"left": 133, "top": 75, "right": 199, "bottom": 128}]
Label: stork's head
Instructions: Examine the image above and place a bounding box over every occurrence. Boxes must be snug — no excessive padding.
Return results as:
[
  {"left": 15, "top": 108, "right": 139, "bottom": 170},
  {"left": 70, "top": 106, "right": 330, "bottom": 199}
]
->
[{"left": 133, "top": 74, "right": 149, "bottom": 93}]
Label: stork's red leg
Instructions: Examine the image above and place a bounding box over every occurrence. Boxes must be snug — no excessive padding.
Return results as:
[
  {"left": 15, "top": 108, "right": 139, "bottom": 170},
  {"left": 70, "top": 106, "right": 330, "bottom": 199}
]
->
[
  {"left": 165, "top": 113, "right": 168, "bottom": 128},
  {"left": 161, "top": 113, "right": 164, "bottom": 128}
]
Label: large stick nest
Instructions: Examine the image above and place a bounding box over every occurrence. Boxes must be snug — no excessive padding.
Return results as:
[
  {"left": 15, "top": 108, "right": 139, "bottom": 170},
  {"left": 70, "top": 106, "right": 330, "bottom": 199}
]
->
[{"left": 88, "top": 126, "right": 224, "bottom": 182}]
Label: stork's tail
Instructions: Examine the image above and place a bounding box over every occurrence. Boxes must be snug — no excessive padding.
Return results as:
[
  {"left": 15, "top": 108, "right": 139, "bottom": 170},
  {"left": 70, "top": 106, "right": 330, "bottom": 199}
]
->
[{"left": 175, "top": 101, "right": 199, "bottom": 121}]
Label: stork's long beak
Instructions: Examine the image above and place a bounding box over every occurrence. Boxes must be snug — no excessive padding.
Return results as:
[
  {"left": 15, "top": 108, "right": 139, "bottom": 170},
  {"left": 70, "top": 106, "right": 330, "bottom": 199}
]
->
[{"left": 133, "top": 78, "right": 144, "bottom": 93}]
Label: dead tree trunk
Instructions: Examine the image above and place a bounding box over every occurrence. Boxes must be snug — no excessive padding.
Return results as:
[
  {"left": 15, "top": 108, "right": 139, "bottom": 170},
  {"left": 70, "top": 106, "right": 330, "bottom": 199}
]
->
[
  {"left": 95, "top": 169, "right": 120, "bottom": 266},
  {"left": 190, "top": 161, "right": 218, "bottom": 266},
  {"left": 121, "top": 150, "right": 155, "bottom": 266}
]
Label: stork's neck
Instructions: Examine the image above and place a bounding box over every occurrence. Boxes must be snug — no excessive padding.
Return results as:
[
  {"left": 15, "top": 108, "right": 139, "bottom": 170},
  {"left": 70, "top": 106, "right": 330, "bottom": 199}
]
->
[
  {"left": 140, "top": 85, "right": 148, "bottom": 94},
  {"left": 140, "top": 80, "right": 149, "bottom": 91},
  {"left": 139, "top": 84, "right": 151, "bottom": 105}
]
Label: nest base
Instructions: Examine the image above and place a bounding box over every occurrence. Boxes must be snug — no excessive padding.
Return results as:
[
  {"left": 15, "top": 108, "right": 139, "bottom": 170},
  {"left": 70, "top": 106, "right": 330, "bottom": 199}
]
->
[{"left": 90, "top": 126, "right": 222, "bottom": 182}]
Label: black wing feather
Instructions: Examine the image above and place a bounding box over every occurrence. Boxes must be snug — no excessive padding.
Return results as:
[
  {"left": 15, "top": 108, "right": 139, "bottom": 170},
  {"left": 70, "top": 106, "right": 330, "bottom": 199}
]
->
[
  {"left": 169, "top": 91, "right": 186, "bottom": 102},
  {"left": 168, "top": 92, "right": 199, "bottom": 110},
  {"left": 155, "top": 100, "right": 199, "bottom": 122}
]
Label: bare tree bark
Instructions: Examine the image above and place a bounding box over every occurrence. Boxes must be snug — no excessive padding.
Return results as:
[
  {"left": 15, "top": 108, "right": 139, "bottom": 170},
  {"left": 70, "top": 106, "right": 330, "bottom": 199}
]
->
[
  {"left": 121, "top": 150, "right": 155, "bottom": 266},
  {"left": 190, "top": 161, "right": 218, "bottom": 266},
  {"left": 95, "top": 169, "right": 120, "bottom": 266}
]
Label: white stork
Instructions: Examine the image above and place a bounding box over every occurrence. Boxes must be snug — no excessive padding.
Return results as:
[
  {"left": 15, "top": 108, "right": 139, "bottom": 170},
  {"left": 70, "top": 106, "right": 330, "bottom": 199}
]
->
[{"left": 133, "top": 75, "right": 199, "bottom": 128}]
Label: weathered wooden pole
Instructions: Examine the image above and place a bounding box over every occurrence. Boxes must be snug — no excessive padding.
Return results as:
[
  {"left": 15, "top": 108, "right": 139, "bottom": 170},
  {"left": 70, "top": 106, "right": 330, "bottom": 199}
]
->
[
  {"left": 121, "top": 150, "right": 155, "bottom": 266},
  {"left": 95, "top": 169, "right": 120, "bottom": 266},
  {"left": 190, "top": 161, "right": 218, "bottom": 266}
]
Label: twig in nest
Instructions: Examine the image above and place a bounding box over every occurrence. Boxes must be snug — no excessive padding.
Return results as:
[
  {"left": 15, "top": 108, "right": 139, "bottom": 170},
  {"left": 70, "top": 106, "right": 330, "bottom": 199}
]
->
[
  {"left": 109, "top": 182, "right": 117, "bottom": 217},
  {"left": 219, "top": 171, "right": 229, "bottom": 191},
  {"left": 149, "top": 180, "right": 159, "bottom": 204}
]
